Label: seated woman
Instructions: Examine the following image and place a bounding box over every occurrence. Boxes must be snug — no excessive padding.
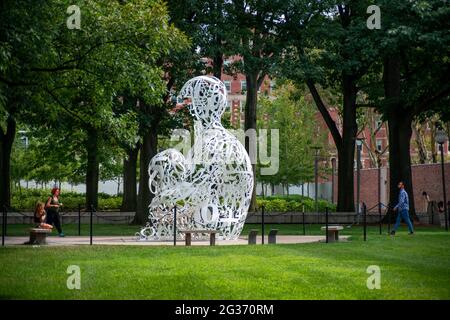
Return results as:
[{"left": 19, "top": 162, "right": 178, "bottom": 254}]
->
[{"left": 34, "top": 202, "right": 53, "bottom": 230}]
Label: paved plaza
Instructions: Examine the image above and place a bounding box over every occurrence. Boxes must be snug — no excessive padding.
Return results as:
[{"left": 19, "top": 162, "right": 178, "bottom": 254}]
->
[{"left": 2, "top": 235, "right": 349, "bottom": 246}]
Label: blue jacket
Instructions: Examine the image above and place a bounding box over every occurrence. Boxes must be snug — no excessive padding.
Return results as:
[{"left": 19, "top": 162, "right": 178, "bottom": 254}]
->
[{"left": 394, "top": 188, "right": 409, "bottom": 211}]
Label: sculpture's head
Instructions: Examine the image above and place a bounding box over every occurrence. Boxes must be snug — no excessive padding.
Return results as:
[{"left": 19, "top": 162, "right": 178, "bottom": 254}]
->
[{"left": 179, "top": 76, "right": 227, "bottom": 123}]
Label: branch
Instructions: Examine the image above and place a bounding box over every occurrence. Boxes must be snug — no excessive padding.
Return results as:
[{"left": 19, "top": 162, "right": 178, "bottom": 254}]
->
[
  {"left": 163, "top": 77, "right": 175, "bottom": 103},
  {"left": 257, "top": 72, "right": 266, "bottom": 89},
  {"left": 45, "top": 89, "right": 87, "bottom": 125},
  {"left": 306, "top": 80, "right": 343, "bottom": 151},
  {"left": 28, "top": 65, "right": 78, "bottom": 72},
  {"left": 0, "top": 76, "right": 36, "bottom": 87},
  {"left": 413, "top": 85, "right": 450, "bottom": 116},
  {"left": 373, "top": 121, "right": 384, "bottom": 135}
]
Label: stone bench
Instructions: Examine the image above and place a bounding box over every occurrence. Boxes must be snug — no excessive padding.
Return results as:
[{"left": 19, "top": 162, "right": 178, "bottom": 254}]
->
[
  {"left": 178, "top": 230, "right": 218, "bottom": 246},
  {"left": 26, "top": 228, "right": 52, "bottom": 245},
  {"left": 248, "top": 229, "right": 258, "bottom": 245},
  {"left": 268, "top": 229, "right": 279, "bottom": 244},
  {"left": 321, "top": 225, "right": 344, "bottom": 242}
]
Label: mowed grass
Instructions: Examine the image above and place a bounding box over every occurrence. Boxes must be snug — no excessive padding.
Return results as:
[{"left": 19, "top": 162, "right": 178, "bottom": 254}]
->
[{"left": 0, "top": 225, "right": 449, "bottom": 300}]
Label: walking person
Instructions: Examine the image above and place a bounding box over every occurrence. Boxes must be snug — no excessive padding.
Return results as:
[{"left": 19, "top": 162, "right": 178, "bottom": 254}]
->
[
  {"left": 390, "top": 181, "right": 414, "bottom": 235},
  {"left": 45, "top": 187, "right": 65, "bottom": 237}
]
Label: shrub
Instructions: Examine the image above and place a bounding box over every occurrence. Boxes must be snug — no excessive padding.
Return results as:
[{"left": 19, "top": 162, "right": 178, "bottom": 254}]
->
[
  {"left": 10, "top": 188, "right": 123, "bottom": 211},
  {"left": 256, "top": 195, "right": 335, "bottom": 213},
  {"left": 98, "top": 197, "right": 123, "bottom": 211}
]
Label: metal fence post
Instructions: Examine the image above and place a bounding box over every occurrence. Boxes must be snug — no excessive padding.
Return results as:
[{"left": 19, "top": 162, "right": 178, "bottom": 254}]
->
[
  {"left": 387, "top": 204, "right": 391, "bottom": 234},
  {"left": 261, "top": 205, "right": 265, "bottom": 245},
  {"left": 78, "top": 204, "right": 81, "bottom": 236},
  {"left": 302, "top": 205, "right": 306, "bottom": 235},
  {"left": 2, "top": 205, "right": 6, "bottom": 246},
  {"left": 325, "top": 207, "right": 329, "bottom": 243},
  {"left": 431, "top": 202, "right": 434, "bottom": 225},
  {"left": 378, "top": 202, "right": 382, "bottom": 235},
  {"left": 173, "top": 206, "right": 177, "bottom": 246},
  {"left": 90, "top": 204, "right": 93, "bottom": 245},
  {"left": 3, "top": 205, "right": 7, "bottom": 239},
  {"left": 363, "top": 203, "right": 367, "bottom": 241}
]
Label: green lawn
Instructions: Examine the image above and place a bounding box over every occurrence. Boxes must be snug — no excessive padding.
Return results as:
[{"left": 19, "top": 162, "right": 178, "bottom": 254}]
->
[{"left": 0, "top": 225, "right": 449, "bottom": 299}]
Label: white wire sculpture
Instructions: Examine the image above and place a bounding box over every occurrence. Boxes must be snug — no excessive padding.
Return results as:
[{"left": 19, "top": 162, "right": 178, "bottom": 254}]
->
[{"left": 137, "top": 76, "right": 254, "bottom": 241}]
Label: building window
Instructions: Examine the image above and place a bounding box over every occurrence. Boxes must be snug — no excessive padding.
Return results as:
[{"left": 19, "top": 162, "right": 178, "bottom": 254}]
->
[
  {"left": 224, "top": 81, "right": 231, "bottom": 93},
  {"left": 226, "top": 100, "right": 231, "bottom": 112},
  {"left": 375, "top": 119, "right": 383, "bottom": 129},
  {"left": 270, "top": 80, "right": 275, "bottom": 92},
  {"left": 376, "top": 139, "right": 383, "bottom": 152},
  {"left": 241, "top": 81, "right": 247, "bottom": 92}
]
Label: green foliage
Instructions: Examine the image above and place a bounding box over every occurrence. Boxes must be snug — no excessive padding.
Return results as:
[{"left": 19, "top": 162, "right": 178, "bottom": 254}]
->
[
  {"left": 10, "top": 188, "right": 122, "bottom": 211},
  {"left": 364, "top": 0, "right": 450, "bottom": 118},
  {"left": 3, "top": 0, "right": 190, "bottom": 207},
  {"left": 256, "top": 195, "right": 335, "bottom": 212},
  {"left": 257, "top": 82, "right": 326, "bottom": 186},
  {"left": 98, "top": 197, "right": 123, "bottom": 211},
  {"left": 10, "top": 188, "right": 336, "bottom": 212}
]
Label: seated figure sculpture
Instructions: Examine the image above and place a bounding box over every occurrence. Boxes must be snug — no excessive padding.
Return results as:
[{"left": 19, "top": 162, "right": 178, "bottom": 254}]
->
[{"left": 138, "top": 76, "right": 254, "bottom": 240}]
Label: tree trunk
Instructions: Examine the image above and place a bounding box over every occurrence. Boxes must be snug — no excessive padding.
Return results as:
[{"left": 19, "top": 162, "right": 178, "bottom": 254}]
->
[
  {"left": 336, "top": 76, "right": 357, "bottom": 212},
  {"left": 430, "top": 120, "right": 438, "bottom": 163},
  {"left": 212, "top": 52, "right": 223, "bottom": 79},
  {"left": 116, "top": 176, "right": 121, "bottom": 195},
  {"left": 387, "top": 112, "right": 416, "bottom": 218},
  {"left": 121, "top": 144, "right": 139, "bottom": 212},
  {"left": 212, "top": 0, "right": 223, "bottom": 79},
  {"left": 134, "top": 127, "right": 158, "bottom": 225},
  {"left": 85, "top": 126, "right": 99, "bottom": 210},
  {"left": 244, "top": 71, "right": 258, "bottom": 212},
  {"left": 383, "top": 56, "right": 416, "bottom": 218},
  {"left": 413, "top": 121, "right": 427, "bottom": 164},
  {"left": 306, "top": 80, "right": 356, "bottom": 212},
  {"left": 0, "top": 114, "right": 16, "bottom": 209}
]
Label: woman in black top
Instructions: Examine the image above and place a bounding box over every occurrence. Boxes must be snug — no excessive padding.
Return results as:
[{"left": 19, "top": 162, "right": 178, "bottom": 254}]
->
[
  {"left": 34, "top": 202, "right": 53, "bottom": 229},
  {"left": 45, "top": 187, "right": 65, "bottom": 237}
]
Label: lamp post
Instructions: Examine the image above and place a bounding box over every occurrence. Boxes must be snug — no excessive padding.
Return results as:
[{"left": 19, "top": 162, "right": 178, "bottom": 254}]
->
[
  {"left": 377, "top": 157, "right": 382, "bottom": 235},
  {"left": 356, "top": 139, "right": 363, "bottom": 219},
  {"left": 311, "top": 146, "right": 321, "bottom": 213},
  {"left": 436, "top": 129, "right": 448, "bottom": 231},
  {"left": 331, "top": 157, "right": 336, "bottom": 204},
  {"left": 18, "top": 130, "right": 29, "bottom": 189}
]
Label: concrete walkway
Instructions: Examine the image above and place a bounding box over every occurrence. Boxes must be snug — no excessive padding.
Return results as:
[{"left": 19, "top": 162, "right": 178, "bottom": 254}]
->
[{"left": 1, "top": 235, "right": 349, "bottom": 247}]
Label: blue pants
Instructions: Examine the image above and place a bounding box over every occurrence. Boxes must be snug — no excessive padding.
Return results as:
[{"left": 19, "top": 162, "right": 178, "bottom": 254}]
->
[{"left": 393, "top": 209, "right": 414, "bottom": 233}]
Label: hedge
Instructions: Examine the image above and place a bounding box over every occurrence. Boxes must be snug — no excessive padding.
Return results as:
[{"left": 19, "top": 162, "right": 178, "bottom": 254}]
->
[
  {"left": 10, "top": 188, "right": 335, "bottom": 212},
  {"left": 10, "top": 189, "right": 122, "bottom": 211},
  {"left": 256, "top": 197, "right": 336, "bottom": 212}
]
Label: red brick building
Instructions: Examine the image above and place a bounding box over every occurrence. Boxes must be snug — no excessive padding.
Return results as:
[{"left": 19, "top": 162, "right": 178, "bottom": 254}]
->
[
  {"left": 216, "top": 56, "right": 273, "bottom": 128},
  {"left": 314, "top": 107, "right": 449, "bottom": 169},
  {"left": 328, "top": 163, "right": 450, "bottom": 213}
]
